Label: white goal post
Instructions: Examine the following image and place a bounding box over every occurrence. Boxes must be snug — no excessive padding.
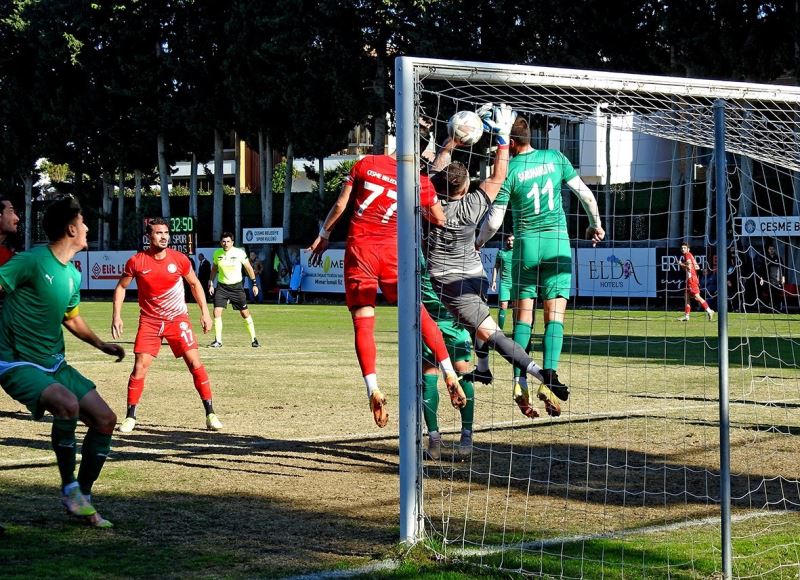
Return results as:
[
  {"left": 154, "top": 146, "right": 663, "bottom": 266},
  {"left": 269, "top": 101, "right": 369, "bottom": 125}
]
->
[{"left": 396, "top": 56, "right": 800, "bottom": 578}]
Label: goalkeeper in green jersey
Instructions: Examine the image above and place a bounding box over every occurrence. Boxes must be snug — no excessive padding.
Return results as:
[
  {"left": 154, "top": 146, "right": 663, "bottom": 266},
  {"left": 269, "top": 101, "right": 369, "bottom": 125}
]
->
[
  {"left": 477, "top": 115, "right": 605, "bottom": 403},
  {"left": 0, "top": 197, "right": 124, "bottom": 528}
]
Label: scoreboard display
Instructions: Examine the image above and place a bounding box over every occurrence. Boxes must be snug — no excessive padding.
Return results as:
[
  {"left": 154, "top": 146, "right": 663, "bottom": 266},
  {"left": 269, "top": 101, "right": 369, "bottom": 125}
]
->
[{"left": 142, "top": 216, "right": 196, "bottom": 255}]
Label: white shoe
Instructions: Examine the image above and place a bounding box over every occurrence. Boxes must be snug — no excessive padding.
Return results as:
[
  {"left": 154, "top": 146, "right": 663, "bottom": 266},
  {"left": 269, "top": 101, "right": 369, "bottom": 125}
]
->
[
  {"left": 677, "top": 315, "right": 690, "bottom": 322},
  {"left": 206, "top": 413, "right": 223, "bottom": 431},
  {"left": 707, "top": 309, "right": 714, "bottom": 321},
  {"left": 118, "top": 417, "right": 136, "bottom": 433}
]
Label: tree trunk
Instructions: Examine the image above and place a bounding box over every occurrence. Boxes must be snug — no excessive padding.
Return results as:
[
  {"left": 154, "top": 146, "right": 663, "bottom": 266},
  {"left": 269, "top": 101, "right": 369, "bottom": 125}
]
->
[
  {"left": 101, "top": 175, "right": 112, "bottom": 250},
  {"left": 259, "top": 131, "right": 274, "bottom": 287},
  {"left": 282, "top": 143, "right": 294, "bottom": 238},
  {"left": 189, "top": 152, "right": 198, "bottom": 219},
  {"left": 372, "top": 56, "right": 386, "bottom": 155},
  {"left": 22, "top": 173, "right": 32, "bottom": 250},
  {"left": 213, "top": 129, "right": 224, "bottom": 241},
  {"left": 234, "top": 134, "right": 241, "bottom": 242},
  {"left": 157, "top": 133, "right": 170, "bottom": 218},
  {"left": 133, "top": 169, "right": 142, "bottom": 222},
  {"left": 737, "top": 154, "right": 755, "bottom": 220},
  {"left": 604, "top": 114, "right": 612, "bottom": 241},
  {"left": 117, "top": 171, "right": 124, "bottom": 245}
]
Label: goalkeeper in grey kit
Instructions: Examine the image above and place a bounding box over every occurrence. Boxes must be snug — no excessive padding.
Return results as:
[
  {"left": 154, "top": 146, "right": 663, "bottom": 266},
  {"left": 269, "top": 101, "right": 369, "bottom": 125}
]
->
[{"left": 424, "top": 104, "right": 563, "bottom": 418}]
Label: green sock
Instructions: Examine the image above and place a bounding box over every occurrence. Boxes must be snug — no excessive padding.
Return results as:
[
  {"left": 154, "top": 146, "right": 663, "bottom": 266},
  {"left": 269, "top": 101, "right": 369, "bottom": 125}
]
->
[
  {"left": 543, "top": 320, "right": 564, "bottom": 371},
  {"left": 52, "top": 417, "right": 78, "bottom": 488},
  {"left": 77, "top": 429, "right": 112, "bottom": 496},
  {"left": 459, "top": 378, "right": 474, "bottom": 431},
  {"left": 498, "top": 308, "right": 507, "bottom": 330},
  {"left": 512, "top": 322, "right": 532, "bottom": 378},
  {"left": 422, "top": 373, "right": 439, "bottom": 433}
]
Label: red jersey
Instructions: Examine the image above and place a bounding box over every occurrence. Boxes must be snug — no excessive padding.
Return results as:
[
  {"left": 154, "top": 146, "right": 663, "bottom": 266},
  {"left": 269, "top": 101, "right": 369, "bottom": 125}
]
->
[
  {"left": 124, "top": 248, "right": 191, "bottom": 320},
  {"left": 346, "top": 154, "right": 437, "bottom": 243},
  {"left": 0, "top": 245, "right": 14, "bottom": 266},
  {"left": 682, "top": 252, "right": 700, "bottom": 284}
]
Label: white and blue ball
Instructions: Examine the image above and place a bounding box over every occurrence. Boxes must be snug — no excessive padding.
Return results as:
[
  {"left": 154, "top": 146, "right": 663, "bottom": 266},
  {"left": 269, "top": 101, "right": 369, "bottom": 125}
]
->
[{"left": 447, "top": 110, "right": 484, "bottom": 146}]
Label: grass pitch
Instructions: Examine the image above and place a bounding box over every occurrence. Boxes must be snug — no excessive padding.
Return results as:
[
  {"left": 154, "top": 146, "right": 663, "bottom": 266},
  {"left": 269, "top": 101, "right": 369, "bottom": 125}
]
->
[{"left": 1, "top": 302, "right": 799, "bottom": 578}]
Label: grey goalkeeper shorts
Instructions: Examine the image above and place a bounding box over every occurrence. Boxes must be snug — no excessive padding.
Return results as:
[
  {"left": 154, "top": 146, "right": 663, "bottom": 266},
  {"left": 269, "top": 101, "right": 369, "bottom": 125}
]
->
[{"left": 430, "top": 274, "right": 491, "bottom": 333}]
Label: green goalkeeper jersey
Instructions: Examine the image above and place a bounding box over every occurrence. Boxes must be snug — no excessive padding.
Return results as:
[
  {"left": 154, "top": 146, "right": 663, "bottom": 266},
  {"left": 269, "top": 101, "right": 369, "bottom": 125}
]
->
[
  {"left": 495, "top": 149, "right": 578, "bottom": 236},
  {"left": 213, "top": 246, "right": 248, "bottom": 285},
  {"left": 0, "top": 246, "right": 81, "bottom": 368}
]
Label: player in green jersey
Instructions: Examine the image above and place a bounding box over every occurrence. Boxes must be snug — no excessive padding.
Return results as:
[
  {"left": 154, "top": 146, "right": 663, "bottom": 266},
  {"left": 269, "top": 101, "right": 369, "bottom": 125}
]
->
[
  {"left": 0, "top": 197, "right": 124, "bottom": 528},
  {"left": 478, "top": 115, "right": 605, "bottom": 403},
  {"left": 492, "top": 233, "right": 515, "bottom": 330},
  {"left": 420, "top": 254, "right": 475, "bottom": 460}
]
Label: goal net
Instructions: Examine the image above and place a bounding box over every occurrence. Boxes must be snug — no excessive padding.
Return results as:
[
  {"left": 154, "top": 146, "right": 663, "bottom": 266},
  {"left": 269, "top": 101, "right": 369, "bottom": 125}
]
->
[{"left": 395, "top": 57, "right": 800, "bottom": 578}]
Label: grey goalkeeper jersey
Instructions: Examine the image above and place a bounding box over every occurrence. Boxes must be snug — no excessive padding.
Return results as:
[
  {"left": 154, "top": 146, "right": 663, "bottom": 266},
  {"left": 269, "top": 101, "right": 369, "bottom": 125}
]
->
[{"left": 423, "top": 188, "right": 490, "bottom": 283}]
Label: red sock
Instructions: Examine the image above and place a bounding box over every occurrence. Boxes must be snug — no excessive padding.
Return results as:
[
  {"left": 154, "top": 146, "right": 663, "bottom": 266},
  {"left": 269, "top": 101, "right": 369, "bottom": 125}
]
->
[
  {"left": 420, "top": 306, "right": 449, "bottom": 364},
  {"left": 127, "top": 376, "right": 145, "bottom": 406},
  {"left": 353, "top": 316, "right": 377, "bottom": 376},
  {"left": 685, "top": 305, "right": 691, "bottom": 315},
  {"left": 700, "top": 300, "right": 709, "bottom": 310},
  {"left": 190, "top": 365, "right": 213, "bottom": 400}
]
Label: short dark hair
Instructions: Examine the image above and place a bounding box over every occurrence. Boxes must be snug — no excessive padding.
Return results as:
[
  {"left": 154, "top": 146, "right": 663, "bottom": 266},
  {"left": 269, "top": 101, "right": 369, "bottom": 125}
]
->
[
  {"left": 42, "top": 196, "right": 82, "bottom": 242},
  {"left": 510, "top": 116, "right": 531, "bottom": 147},
  {"left": 146, "top": 217, "right": 169, "bottom": 234},
  {"left": 220, "top": 231, "right": 234, "bottom": 241},
  {"left": 439, "top": 162, "right": 469, "bottom": 197},
  {"left": 0, "top": 195, "right": 11, "bottom": 210}
]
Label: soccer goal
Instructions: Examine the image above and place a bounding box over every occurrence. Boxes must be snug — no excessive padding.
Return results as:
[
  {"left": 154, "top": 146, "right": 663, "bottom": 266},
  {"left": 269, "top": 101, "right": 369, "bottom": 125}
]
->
[{"left": 395, "top": 57, "right": 800, "bottom": 578}]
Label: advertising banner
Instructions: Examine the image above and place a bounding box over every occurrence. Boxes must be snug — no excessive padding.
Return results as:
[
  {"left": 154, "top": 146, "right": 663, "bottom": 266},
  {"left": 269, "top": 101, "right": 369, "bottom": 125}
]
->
[
  {"left": 739, "top": 216, "right": 800, "bottom": 237},
  {"left": 576, "top": 247, "right": 657, "bottom": 297},
  {"left": 86, "top": 251, "right": 137, "bottom": 290}
]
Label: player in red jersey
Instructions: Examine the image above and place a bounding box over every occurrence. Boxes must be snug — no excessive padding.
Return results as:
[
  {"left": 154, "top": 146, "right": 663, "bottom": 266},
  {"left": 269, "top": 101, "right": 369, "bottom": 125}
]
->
[
  {"left": 678, "top": 243, "right": 715, "bottom": 322},
  {"left": 111, "top": 218, "right": 222, "bottom": 432},
  {"left": 0, "top": 196, "right": 19, "bottom": 269},
  {"left": 306, "top": 144, "right": 466, "bottom": 428}
]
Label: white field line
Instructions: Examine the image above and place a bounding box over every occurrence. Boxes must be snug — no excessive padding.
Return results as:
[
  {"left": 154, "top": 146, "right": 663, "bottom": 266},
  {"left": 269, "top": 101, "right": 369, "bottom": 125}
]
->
[{"left": 450, "top": 510, "right": 785, "bottom": 558}]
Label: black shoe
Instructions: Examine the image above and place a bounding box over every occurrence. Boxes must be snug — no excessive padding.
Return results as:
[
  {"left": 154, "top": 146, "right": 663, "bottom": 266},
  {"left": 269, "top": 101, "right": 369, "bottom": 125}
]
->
[
  {"left": 251, "top": 338, "right": 260, "bottom": 348},
  {"left": 462, "top": 367, "right": 493, "bottom": 385},
  {"left": 541, "top": 368, "right": 569, "bottom": 401},
  {"left": 208, "top": 340, "right": 222, "bottom": 348}
]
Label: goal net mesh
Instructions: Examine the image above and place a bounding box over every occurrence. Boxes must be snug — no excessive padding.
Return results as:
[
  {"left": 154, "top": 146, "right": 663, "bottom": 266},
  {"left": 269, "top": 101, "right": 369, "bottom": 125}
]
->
[{"left": 404, "top": 60, "right": 800, "bottom": 578}]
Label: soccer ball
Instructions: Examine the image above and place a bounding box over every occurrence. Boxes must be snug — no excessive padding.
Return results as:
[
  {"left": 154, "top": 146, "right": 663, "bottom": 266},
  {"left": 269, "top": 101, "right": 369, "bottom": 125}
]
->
[{"left": 448, "top": 110, "right": 484, "bottom": 146}]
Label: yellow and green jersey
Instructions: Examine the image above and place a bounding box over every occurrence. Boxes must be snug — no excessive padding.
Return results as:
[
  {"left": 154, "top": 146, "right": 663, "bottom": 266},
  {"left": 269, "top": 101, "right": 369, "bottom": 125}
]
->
[
  {"left": 213, "top": 246, "right": 248, "bottom": 285},
  {"left": 0, "top": 246, "right": 81, "bottom": 368},
  {"left": 496, "top": 149, "right": 578, "bottom": 236}
]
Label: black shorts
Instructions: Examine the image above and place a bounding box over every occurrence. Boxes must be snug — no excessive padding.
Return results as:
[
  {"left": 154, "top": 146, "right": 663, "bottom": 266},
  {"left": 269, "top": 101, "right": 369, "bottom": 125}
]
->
[{"left": 213, "top": 282, "right": 248, "bottom": 311}]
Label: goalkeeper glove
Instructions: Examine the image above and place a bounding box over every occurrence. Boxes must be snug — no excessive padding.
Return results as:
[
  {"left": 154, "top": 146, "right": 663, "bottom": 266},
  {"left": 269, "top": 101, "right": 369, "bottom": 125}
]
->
[{"left": 478, "top": 103, "right": 516, "bottom": 146}]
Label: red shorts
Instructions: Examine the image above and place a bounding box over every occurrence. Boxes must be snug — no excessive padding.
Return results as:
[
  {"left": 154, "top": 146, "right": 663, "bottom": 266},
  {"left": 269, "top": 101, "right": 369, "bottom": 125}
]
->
[
  {"left": 134, "top": 314, "right": 198, "bottom": 358},
  {"left": 686, "top": 279, "right": 700, "bottom": 296},
  {"left": 344, "top": 242, "right": 398, "bottom": 309}
]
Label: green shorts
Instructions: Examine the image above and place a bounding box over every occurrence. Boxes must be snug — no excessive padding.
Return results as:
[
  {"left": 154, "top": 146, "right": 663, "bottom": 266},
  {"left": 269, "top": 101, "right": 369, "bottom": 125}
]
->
[
  {"left": 1, "top": 362, "right": 96, "bottom": 419},
  {"left": 422, "top": 319, "right": 472, "bottom": 366},
  {"left": 497, "top": 278, "right": 513, "bottom": 303},
  {"left": 512, "top": 231, "right": 572, "bottom": 301}
]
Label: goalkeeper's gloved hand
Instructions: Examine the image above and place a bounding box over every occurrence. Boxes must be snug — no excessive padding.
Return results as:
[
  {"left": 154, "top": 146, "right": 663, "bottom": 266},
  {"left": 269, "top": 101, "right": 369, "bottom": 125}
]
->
[{"left": 478, "top": 103, "right": 516, "bottom": 146}]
